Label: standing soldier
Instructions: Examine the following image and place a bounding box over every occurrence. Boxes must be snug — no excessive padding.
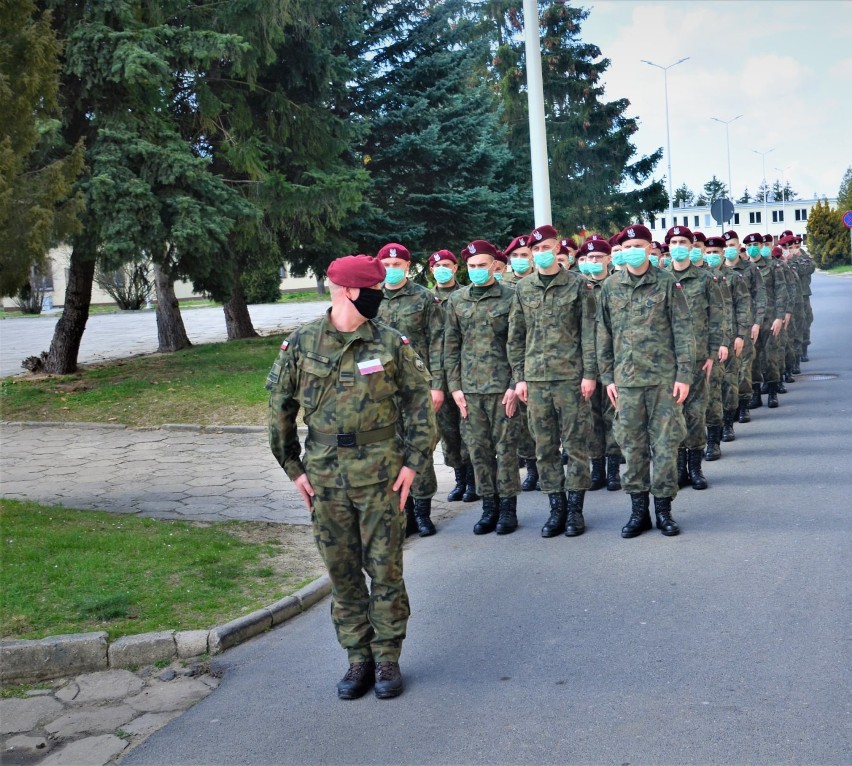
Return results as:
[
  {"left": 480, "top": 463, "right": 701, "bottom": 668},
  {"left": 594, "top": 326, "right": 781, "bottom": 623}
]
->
[
  {"left": 788, "top": 235, "right": 815, "bottom": 362},
  {"left": 376, "top": 243, "right": 445, "bottom": 536},
  {"left": 508, "top": 225, "right": 597, "bottom": 538},
  {"left": 429, "top": 249, "right": 478, "bottom": 504},
  {"left": 267, "top": 254, "right": 436, "bottom": 700},
  {"left": 723, "top": 230, "right": 766, "bottom": 423},
  {"left": 444, "top": 239, "right": 521, "bottom": 535},
  {"left": 597, "top": 224, "right": 694, "bottom": 538}
]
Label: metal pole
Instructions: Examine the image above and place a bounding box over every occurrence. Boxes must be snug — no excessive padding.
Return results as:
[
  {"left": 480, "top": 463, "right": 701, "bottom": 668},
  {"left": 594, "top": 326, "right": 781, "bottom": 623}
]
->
[
  {"left": 753, "top": 148, "right": 774, "bottom": 228},
  {"left": 711, "top": 115, "right": 742, "bottom": 224},
  {"left": 775, "top": 165, "right": 790, "bottom": 227},
  {"left": 523, "top": 0, "right": 551, "bottom": 227},
  {"left": 642, "top": 58, "right": 689, "bottom": 227}
]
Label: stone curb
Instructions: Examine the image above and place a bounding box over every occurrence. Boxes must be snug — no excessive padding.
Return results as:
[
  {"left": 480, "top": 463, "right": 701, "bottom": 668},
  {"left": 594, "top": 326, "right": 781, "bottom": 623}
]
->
[
  {"left": 2, "top": 421, "right": 299, "bottom": 434},
  {"left": 0, "top": 577, "right": 331, "bottom": 686}
]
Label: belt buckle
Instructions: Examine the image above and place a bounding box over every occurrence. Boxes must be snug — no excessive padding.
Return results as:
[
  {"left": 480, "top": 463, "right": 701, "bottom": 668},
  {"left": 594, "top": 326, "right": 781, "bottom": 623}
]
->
[{"left": 336, "top": 433, "right": 357, "bottom": 448}]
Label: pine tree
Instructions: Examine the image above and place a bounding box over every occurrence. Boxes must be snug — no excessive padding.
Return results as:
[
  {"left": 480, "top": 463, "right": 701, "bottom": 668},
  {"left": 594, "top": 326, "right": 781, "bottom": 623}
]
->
[
  {"left": 756, "top": 180, "right": 771, "bottom": 203},
  {"left": 673, "top": 184, "right": 695, "bottom": 207},
  {"left": 806, "top": 198, "right": 848, "bottom": 268},
  {"left": 701, "top": 175, "right": 728, "bottom": 205},
  {"left": 738, "top": 188, "right": 752, "bottom": 204},
  {"left": 480, "top": 1, "right": 667, "bottom": 232},
  {"left": 836, "top": 166, "right": 852, "bottom": 211}
]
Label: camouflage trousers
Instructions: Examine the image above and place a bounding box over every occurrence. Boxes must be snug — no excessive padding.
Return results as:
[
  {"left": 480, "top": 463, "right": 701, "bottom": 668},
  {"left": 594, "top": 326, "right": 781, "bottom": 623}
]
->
[
  {"left": 680, "top": 363, "right": 708, "bottom": 450},
  {"left": 753, "top": 322, "right": 781, "bottom": 384},
  {"left": 785, "top": 310, "right": 804, "bottom": 371},
  {"left": 398, "top": 423, "right": 437, "bottom": 500},
  {"left": 803, "top": 295, "right": 813, "bottom": 346},
  {"left": 705, "top": 361, "right": 725, "bottom": 428},
  {"left": 311, "top": 482, "right": 409, "bottom": 664},
  {"left": 589, "top": 381, "right": 622, "bottom": 460},
  {"left": 613, "top": 385, "right": 687, "bottom": 499},
  {"left": 436, "top": 392, "right": 468, "bottom": 470},
  {"left": 514, "top": 402, "right": 536, "bottom": 461},
  {"left": 721, "top": 351, "right": 741, "bottom": 412},
  {"left": 527, "top": 380, "right": 592, "bottom": 493},
  {"left": 460, "top": 393, "right": 520, "bottom": 498},
  {"left": 738, "top": 336, "right": 756, "bottom": 398}
]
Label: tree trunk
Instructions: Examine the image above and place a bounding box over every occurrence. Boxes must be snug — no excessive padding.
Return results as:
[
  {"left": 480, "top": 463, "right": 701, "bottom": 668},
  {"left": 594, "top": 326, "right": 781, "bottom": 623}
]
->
[
  {"left": 44, "top": 244, "right": 95, "bottom": 374},
  {"left": 153, "top": 263, "right": 192, "bottom": 352},
  {"left": 315, "top": 275, "right": 326, "bottom": 295},
  {"left": 223, "top": 265, "right": 258, "bottom": 340}
]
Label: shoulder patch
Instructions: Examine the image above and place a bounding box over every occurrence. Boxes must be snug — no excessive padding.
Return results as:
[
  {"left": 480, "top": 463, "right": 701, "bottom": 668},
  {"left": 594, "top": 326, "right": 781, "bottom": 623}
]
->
[
  {"left": 400, "top": 335, "right": 410, "bottom": 345},
  {"left": 434, "top": 296, "right": 441, "bottom": 303},
  {"left": 280, "top": 340, "right": 289, "bottom": 350},
  {"left": 675, "top": 283, "right": 682, "bottom": 289}
]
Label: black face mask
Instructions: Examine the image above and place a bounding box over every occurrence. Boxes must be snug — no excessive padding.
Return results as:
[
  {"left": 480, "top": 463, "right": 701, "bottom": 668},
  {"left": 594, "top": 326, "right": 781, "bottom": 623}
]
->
[{"left": 350, "top": 287, "right": 383, "bottom": 319}]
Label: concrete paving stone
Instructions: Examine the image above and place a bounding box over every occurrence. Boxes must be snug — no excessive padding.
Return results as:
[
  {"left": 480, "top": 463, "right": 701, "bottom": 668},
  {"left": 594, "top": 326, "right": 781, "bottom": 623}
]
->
[
  {"left": 38, "top": 733, "right": 127, "bottom": 766},
  {"left": 221, "top": 488, "right": 274, "bottom": 499},
  {"left": 136, "top": 502, "right": 186, "bottom": 515},
  {"left": 176, "top": 501, "right": 229, "bottom": 514},
  {"left": 125, "top": 678, "right": 212, "bottom": 713},
  {"left": 135, "top": 492, "right": 189, "bottom": 503},
  {"left": 178, "top": 485, "right": 228, "bottom": 497},
  {"left": 120, "top": 711, "right": 181, "bottom": 737},
  {"left": 174, "top": 630, "right": 209, "bottom": 659},
  {"left": 0, "top": 697, "right": 65, "bottom": 735},
  {"left": 54, "top": 681, "right": 80, "bottom": 703},
  {"left": 3, "top": 733, "right": 51, "bottom": 758},
  {"left": 71, "top": 670, "right": 145, "bottom": 704},
  {"left": 44, "top": 703, "right": 136, "bottom": 738}
]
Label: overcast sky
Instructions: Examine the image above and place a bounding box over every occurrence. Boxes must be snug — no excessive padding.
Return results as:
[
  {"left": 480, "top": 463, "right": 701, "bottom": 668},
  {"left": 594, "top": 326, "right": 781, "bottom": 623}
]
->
[{"left": 579, "top": 0, "right": 852, "bottom": 203}]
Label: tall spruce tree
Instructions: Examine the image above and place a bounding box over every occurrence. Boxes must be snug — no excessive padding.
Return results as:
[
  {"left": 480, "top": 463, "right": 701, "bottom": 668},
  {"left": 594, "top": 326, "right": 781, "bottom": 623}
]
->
[{"left": 481, "top": 1, "right": 667, "bottom": 234}]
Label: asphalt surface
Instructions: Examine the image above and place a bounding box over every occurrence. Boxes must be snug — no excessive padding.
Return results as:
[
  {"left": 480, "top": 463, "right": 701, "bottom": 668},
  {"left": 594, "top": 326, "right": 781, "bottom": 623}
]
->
[
  {"left": 0, "top": 301, "right": 329, "bottom": 378},
  {"left": 122, "top": 273, "right": 851, "bottom": 766}
]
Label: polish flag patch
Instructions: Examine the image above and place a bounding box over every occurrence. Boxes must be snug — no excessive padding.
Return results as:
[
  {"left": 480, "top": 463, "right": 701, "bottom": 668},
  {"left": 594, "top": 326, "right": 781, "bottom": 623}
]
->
[
  {"left": 280, "top": 340, "right": 289, "bottom": 350},
  {"left": 357, "top": 358, "right": 384, "bottom": 375}
]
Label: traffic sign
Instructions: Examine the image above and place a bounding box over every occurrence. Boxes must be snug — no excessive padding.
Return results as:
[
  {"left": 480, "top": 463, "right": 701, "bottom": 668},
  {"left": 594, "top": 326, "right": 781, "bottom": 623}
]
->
[
  {"left": 711, "top": 197, "right": 735, "bottom": 224},
  {"left": 843, "top": 210, "right": 852, "bottom": 228}
]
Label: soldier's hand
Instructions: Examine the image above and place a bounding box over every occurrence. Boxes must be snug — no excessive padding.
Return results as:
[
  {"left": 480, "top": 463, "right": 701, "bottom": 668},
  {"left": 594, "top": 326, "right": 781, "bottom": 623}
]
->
[
  {"left": 718, "top": 346, "right": 729, "bottom": 363},
  {"left": 673, "top": 381, "right": 690, "bottom": 405},
  {"left": 771, "top": 318, "right": 783, "bottom": 337},
  {"left": 606, "top": 383, "right": 618, "bottom": 408},
  {"left": 431, "top": 389, "right": 445, "bottom": 412},
  {"left": 515, "top": 381, "right": 529, "bottom": 403},
  {"left": 393, "top": 466, "right": 417, "bottom": 511},
  {"left": 751, "top": 324, "right": 760, "bottom": 342},
  {"left": 294, "top": 473, "right": 316, "bottom": 514},
  {"left": 702, "top": 358, "right": 714, "bottom": 384},
  {"left": 452, "top": 390, "right": 468, "bottom": 419},
  {"left": 783, "top": 313, "right": 792, "bottom": 329},
  {"left": 503, "top": 388, "right": 518, "bottom": 418},
  {"left": 734, "top": 337, "right": 744, "bottom": 357},
  {"left": 580, "top": 378, "right": 596, "bottom": 401}
]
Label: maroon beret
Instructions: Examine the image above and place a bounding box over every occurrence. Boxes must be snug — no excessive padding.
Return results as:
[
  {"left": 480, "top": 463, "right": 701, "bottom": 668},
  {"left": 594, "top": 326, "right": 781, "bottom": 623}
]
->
[
  {"left": 743, "top": 233, "right": 763, "bottom": 245},
  {"left": 771, "top": 246, "right": 783, "bottom": 258},
  {"left": 327, "top": 255, "right": 386, "bottom": 288},
  {"left": 376, "top": 242, "right": 411, "bottom": 262},
  {"left": 585, "top": 233, "right": 606, "bottom": 243},
  {"left": 607, "top": 234, "right": 621, "bottom": 246},
  {"left": 664, "top": 225, "right": 693, "bottom": 244},
  {"left": 723, "top": 230, "right": 739, "bottom": 242},
  {"left": 463, "top": 239, "right": 500, "bottom": 261},
  {"left": 660, "top": 244, "right": 669, "bottom": 254},
  {"left": 692, "top": 231, "right": 707, "bottom": 244},
  {"left": 781, "top": 229, "right": 794, "bottom": 237},
  {"left": 580, "top": 238, "right": 612, "bottom": 256},
  {"left": 618, "top": 224, "right": 654, "bottom": 244},
  {"left": 778, "top": 235, "right": 795, "bottom": 246},
  {"left": 762, "top": 233, "right": 774, "bottom": 243},
  {"left": 529, "top": 225, "right": 559, "bottom": 243},
  {"left": 705, "top": 236, "right": 726, "bottom": 248},
  {"left": 794, "top": 236, "right": 803, "bottom": 244},
  {"left": 429, "top": 249, "right": 457, "bottom": 265},
  {"left": 494, "top": 249, "right": 508, "bottom": 264},
  {"left": 504, "top": 236, "right": 529, "bottom": 255},
  {"left": 560, "top": 237, "right": 578, "bottom": 250},
  {"left": 651, "top": 241, "right": 662, "bottom": 250}
]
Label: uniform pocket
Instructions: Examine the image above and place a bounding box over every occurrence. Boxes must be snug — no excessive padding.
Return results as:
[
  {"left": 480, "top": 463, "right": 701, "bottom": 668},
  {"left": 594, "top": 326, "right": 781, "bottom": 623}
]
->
[
  {"left": 365, "top": 354, "right": 398, "bottom": 402},
  {"left": 297, "top": 355, "right": 333, "bottom": 411}
]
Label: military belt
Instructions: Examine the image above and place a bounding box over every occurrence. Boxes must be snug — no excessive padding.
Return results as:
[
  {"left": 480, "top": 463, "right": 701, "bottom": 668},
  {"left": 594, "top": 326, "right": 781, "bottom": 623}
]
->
[{"left": 308, "top": 424, "right": 396, "bottom": 448}]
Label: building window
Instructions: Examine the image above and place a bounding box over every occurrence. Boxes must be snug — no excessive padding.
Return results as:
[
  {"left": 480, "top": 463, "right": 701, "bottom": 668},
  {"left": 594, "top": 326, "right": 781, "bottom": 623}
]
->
[
  {"left": 704, "top": 214, "right": 712, "bottom": 227},
  {"left": 749, "top": 211, "right": 762, "bottom": 224},
  {"left": 733, "top": 213, "right": 740, "bottom": 225},
  {"left": 32, "top": 267, "right": 54, "bottom": 291},
  {"left": 682, "top": 216, "right": 689, "bottom": 226},
  {"left": 795, "top": 208, "right": 808, "bottom": 221},
  {"left": 772, "top": 210, "right": 784, "bottom": 223},
  {"left": 694, "top": 215, "right": 699, "bottom": 227},
  {"left": 660, "top": 217, "right": 666, "bottom": 230}
]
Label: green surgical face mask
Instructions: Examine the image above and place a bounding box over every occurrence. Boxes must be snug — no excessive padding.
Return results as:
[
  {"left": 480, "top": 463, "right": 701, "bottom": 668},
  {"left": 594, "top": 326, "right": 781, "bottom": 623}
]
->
[
  {"left": 724, "top": 247, "right": 738, "bottom": 260},
  {"left": 468, "top": 266, "right": 491, "bottom": 285},
  {"left": 670, "top": 245, "right": 690, "bottom": 262},
  {"left": 649, "top": 255, "right": 659, "bottom": 267},
  {"left": 533, "top": 251, "right": 556, "bottom": 269},
  {"left": 432, "top": 266, "right": 453, "bottom": 285},
  {"left": 690, "top": 247, "right": 703, "bottom": 263},
  {"left": 611, "top": 251, "right": 626, "bottom": 267},
  {"left": 622, "top": 247, "right": 647, "bottom": 268},
  {"left": 384, "top": 266, "right": 407, "bottom": 285},
  {"left": 510, "top": 257, "right": 531, "bottom": 274},
  {"left": 747, "top": 245, "right": 760, "bottom": 258},
  {"left": 661, "top": 256, "right": 672, "bottom": 268},
  {"left": 494, "top": 271, "right": 504, "bottom": 281},
  {"left": 760, "top": 245, "right": 772, "bottom": 257},
  {"left": 704, "top": 254, "right": 722, "bottom": 268}
]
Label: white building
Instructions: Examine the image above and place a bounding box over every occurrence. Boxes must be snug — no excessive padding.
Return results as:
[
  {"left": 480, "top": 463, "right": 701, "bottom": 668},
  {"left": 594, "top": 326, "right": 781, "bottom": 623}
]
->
[{"left": 644, "top": 196, "right": 836, "bottom": 241}]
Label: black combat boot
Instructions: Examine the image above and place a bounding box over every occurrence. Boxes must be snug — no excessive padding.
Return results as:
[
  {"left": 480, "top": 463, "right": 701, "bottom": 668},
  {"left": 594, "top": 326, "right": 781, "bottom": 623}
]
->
[
  {"left": 495, "top": 496, "right": 518, "bottom": 535},
  {"left": 374, "top": 661, "right": 404, "bottom": 699},
  {"left": 777, "top": 379, "right": 787, "bottom": 394},
  {"left": 447, "top": 466, "right": 466, "bottom": 502},
  {"left": 767, "top": 382, "right": 779, "bottom": 409},
  {"left": 621, "top": 492, "right": 652, "bottom": 538},
  {"left": 413, "top": 498, "right": 436, "bottom": 537},
  {"left": 687, "top": 448, "right": 708, "bottom": 490},
  {"left": 462, "top": 462, "right": 480, "bottom": 503},
  {"left": 791, "top": 360, "right": 801, "bottom": 374},
  {"left": 473, "top": 496, "right": 499, "bottom": 535},
  {"left": 521, "top": 459, "right": 539, "bottom": 492},
  {"left": 748, "top": 382, "right": 763, "bottom": 409},
  {"left": 589, "top": 458, "right": 606, "bottom": 491},
  {"left": 677, "top": 446, "right": 690, "bottom": 488},
  {"left": 404, "top": 496, "right": 418, "bottom": 537},
  {"left": 561, "top": 450, "right": 569, "bottom": 466},
  {"left": 738, "top": 396, "right": 751, "bottom": 423},
  {"left": 518, "top": 456, "right": 526, "bottom": 469},
  {"left": 337, "top": 661, "right": 375, "bottom": 700},
  {"left": 564, "top": 490, "right": 586, "bottom": 537},
  {"left": 801, "top": 346, "right": 809, "bottom": 363},
  {"left": 653, "top": 496, "right": 680, "bottom": 536},
  {"left": 783, "top": 369, "right": 795, "bottom": 383},
  {"left": 541, "top": 492, "right": 567, "bottom": 538},
  {"left": 606, "top": 455, "right": 622, "bottom": 491},
  {"left": 760, "top": 381, "right": 769, "bottom": 395},
  {"left": 704, "top": 427, "right": 722, "bottom": 462},
  {"left": 721, "top": 410, "right": 736, "bottom": 442}
]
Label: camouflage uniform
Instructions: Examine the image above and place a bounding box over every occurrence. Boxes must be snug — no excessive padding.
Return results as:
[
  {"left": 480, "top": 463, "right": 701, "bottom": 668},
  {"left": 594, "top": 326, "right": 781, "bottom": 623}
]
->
[
  {"left": 596, "top": 267, "right": 694, "bottom": 499},
  {"left": 433, "top": 283, "right": 468, "bottom": 470},
  {"left": 793, "top": 249, "right": 816, "bottom": 356},
  {"left": 780, "top": 260, "right": 804, "bottom": 375},
  {"left": 753, "top": 257, "right": 789, "bottom": 386},
  {"left": 444, "top": 282, "right": 520, "bottom": 499},
  {"left": 376, "top": 280, "right": 443, "bottom": 499},
  {"left": 267, "top": 311, "right": 435, "bottom": 663},
  {"left": 726, "top": 257, "right": 766, "bottom": 410},
  {"left": 704, "top": 272, "right": 734, "bottom": 431},
  {"left": 720, "top": 271, "right": 752, "bottom": 422},
  {"left": 507, "top": 269, "right": 597, "bottom": 493}
]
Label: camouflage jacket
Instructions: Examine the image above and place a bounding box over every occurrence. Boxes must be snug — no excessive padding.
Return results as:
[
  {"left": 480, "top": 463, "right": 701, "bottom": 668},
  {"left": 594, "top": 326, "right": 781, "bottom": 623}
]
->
[
  {"left": 376, "top": 280, "right": 444, "bottom": 390},
  {"left": 726, "top": 258, "right": 767, "bottom": 327},
  {"left": 507, "top": 269, "right": 597, "bottom": 383},
  {"left": 782, "top": 259, "right": 805, "bottom": 310},
  {"left": 672, "top": 264, "right": 726, "bottom": 361},
  {"left": 724, "top": 269, "right": 753, "bottom": 340},
  {"left": 791, "top": 253, "right": 815, "bottom": 296},
  {"left": 754, "top": 257, "right": 789, "bottom": 321},
  {"left": 267, "top": 311, "right": 436, "bottom": 489},
  {"left": 712, "top": 272, "right": 734, "bottom": 346},
  {"left": 597, "top": 266, "right": 695, "bottom": 387},
  {"left": 444, "top": 281, "right": 515, "bottom": 394},
  {"left": 433, "top": 283, "right": 462, "bottom": 305}
]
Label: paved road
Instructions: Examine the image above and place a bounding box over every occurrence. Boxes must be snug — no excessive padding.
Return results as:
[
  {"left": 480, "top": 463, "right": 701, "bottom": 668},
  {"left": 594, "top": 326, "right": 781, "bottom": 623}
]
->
[
  {"left": 121, "top": 273, "right": 851, "bottom": 766},
  {"left": 0, "top": 301, "right": 329, "bottom": 378}
]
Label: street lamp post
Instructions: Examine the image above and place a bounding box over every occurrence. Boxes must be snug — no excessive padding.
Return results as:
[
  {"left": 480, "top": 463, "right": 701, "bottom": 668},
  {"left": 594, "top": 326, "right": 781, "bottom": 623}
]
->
[
  {"left": 753, "top": 147, "right": 775, "bottom": 228},
  {"left": 642, "top": 57, "right": 690, "bottom": 227},
  {"left": 711, "top": 114, "right": 743, "bottom": 224},
  {"left": 775, "top": 165, "right": 791, "bottom": 226},
  {"left": 523, "top": 0, "right": 551, "bottom": 226}
]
